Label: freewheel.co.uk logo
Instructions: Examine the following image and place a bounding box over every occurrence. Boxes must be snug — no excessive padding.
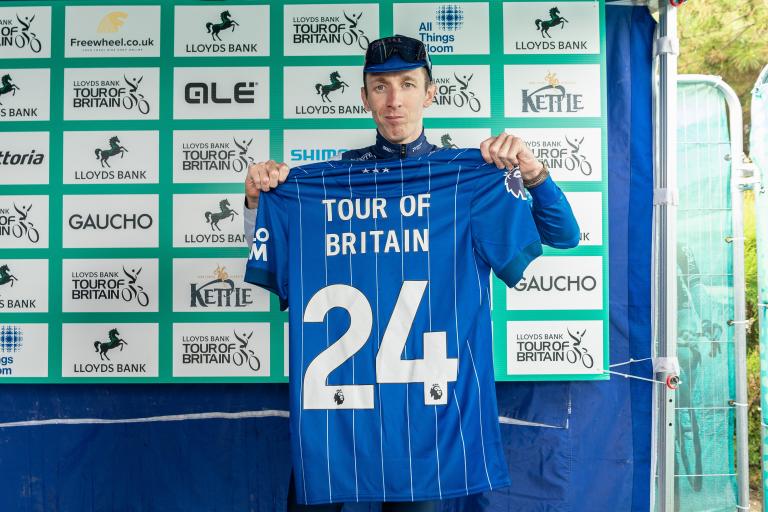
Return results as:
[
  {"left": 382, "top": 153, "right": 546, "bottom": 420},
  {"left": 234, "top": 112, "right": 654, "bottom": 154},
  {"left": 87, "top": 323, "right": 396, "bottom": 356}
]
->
[{"left": 65, "top": 6, "right": 159, "bottom": 57}]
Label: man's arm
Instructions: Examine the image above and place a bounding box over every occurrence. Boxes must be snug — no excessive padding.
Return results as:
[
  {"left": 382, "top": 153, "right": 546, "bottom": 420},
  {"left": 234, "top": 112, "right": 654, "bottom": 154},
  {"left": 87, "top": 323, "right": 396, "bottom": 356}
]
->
[
  {"left": 243, "top": 160, "right": 289, "bottom": 246},
  {"left": 243, "top": 197, "right": 257, "bottom": 245}
]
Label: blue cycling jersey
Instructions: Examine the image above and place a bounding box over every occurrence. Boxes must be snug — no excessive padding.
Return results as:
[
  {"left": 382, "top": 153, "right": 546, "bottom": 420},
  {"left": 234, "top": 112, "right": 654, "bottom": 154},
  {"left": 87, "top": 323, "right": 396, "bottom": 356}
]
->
[{"left": 245, "top": 148, "right": 543, "bottom": 504}]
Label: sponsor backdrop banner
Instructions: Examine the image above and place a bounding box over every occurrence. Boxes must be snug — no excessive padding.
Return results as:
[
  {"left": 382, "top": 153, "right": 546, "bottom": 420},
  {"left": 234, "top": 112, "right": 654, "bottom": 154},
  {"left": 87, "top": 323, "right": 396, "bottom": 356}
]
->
[{"left": 0, "top": 0, "right": 607, "bottom": 382}]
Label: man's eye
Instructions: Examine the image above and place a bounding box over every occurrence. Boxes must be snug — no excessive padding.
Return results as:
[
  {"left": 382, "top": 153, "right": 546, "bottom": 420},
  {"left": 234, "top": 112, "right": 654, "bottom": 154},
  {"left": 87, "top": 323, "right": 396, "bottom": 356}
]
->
[{"left": 404, "top": 83, "right": 414, "bottom": 88}]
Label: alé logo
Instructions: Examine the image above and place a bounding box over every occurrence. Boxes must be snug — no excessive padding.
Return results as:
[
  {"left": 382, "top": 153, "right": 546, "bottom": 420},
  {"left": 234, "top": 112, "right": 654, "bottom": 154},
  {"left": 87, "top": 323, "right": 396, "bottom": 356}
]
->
[
  {"left": 433, "top": 72, "right": 481, "bottom": 112},
  {"left": 0, "top": 13, "right": 41, "bottom": 53},
  {"left": 206, "top": 10, "right": 239, "bottom": 41},
  {"left": 522, "top": 72, "right": 583, "bottom": 114},
  {"left": 535, "top": 7, "right": 568, "bottom": 38},
  {"left": 94, "top": 135, "right": 128, "bottom": 168},
  {"left": 94, "top": 327, "right": 128, "bottom": 361},
  {"left": 315, "top": 71, "right": 349, "bottom": 103},
  {"left": 0, "top": 73, "right": 20, "bottom": 105},
  {"left": 204, "top": 198, "right": 238, "bottom": 231}
]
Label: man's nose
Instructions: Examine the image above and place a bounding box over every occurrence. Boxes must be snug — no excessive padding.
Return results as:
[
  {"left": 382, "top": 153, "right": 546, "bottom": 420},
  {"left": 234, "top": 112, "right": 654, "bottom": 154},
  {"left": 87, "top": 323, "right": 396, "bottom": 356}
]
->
[{"left": 386, "top": 87, "right": 402, "bottom": 108}]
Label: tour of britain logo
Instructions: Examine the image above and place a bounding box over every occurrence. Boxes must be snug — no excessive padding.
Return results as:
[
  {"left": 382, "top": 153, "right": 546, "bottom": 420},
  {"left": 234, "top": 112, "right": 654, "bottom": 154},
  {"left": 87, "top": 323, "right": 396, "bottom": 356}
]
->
[
  {"left": 62, "top": 323, "right": 158, "bottom": 377},
  {"left": 504, "top": 65, "right": 601, "bottom": 118},
  {"left": 428, "top": 66, "right": 490, "bottom": 117},
  {"left": 0, "top": 131, "right": 49, "bottom": 185},
  {"left": 503, "top": 2, "right": 599, "bottom": 55},
  {"left": 0, "top": 69, "right": 50, "bottom": 121},
  {"left": 173, "top": 130, "right": 268, "bottom": 183},
  {"left": 64, "top": 6, "right": 160, "bottom": 58},
  {"left": 0, "top": 7, "right": 51, "bottom": 58},
  {"left": 0, "top": 195, "right": 48, "bottom": 249},
  {"left": 63, "top": 131, "right": 159, "bottom": 185},
  {"left": 507, "top": 255, "right": 603, "bottom": 311},
  {"left": 174, "top": 5, "right": 269, "bottom": 56},
  {"left": 0, "top": 260, "right": 48, "bottom": 312},
  {"left": 64, "top": 68, "right": 160, "bottom": 120},
  {"left": 511, "top": 128, "right": 601, "bottom": 181},
  {"left": 62, "top": 259, "right": 158, "bottom": 313},
  {"left": 284, "top": 67, "right": 366, "bottom": 119},
  {"left": 284, "top": 4, "right": 379, "bottom": 56},
  {"left": 172, "top": 194, "right": 247, "bottom": 247},
  {"left": 173, "top": 323, "right": 271, "bottom": 377},
  {"left": 506, "top": 320, "right": 603, "bottom": 375},
  {"left": 392, "top": 3, "right": 489, "bottom": 55},
  {"left": 172, "top": 259, "right": 270, "bottom": 312}
]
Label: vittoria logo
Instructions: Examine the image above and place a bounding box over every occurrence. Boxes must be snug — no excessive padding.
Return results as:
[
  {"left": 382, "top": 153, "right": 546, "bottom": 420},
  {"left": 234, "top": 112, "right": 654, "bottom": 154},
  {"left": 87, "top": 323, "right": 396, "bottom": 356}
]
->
[
  {"left": 0, "top": 13, "right": 42, "bottom": 53},
  {"left": 522, "top": 72, "right": 583, "bottom": 114},
  {"left": 0, "top": 148, "right": 44, "bottom": 166},
  {"left": 0, "top": 132, "right": 49, "bottom": 185}
]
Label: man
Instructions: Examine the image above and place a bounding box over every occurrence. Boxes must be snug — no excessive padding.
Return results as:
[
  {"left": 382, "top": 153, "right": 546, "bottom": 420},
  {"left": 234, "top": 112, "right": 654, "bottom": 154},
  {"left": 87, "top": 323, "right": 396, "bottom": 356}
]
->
[{"left": 243, "top": 35, "right": 579, "bottom": 511}]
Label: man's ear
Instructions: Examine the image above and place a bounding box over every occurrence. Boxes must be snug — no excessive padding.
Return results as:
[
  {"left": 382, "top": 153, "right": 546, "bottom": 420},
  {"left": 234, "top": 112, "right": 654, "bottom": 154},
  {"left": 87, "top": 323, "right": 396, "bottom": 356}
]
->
[
  {"left": 360, "top": 86, "right": 370, "bottom": 111},
  {"left": 423, "top": 83, "right": 437, "bottom": 108}
]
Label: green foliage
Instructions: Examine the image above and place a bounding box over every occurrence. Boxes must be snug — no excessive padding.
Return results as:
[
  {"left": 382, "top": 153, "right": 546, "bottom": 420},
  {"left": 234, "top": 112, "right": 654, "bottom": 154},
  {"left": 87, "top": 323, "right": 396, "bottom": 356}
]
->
[{"left": 678, "top": 0, "right": 768, "bottom": 148}]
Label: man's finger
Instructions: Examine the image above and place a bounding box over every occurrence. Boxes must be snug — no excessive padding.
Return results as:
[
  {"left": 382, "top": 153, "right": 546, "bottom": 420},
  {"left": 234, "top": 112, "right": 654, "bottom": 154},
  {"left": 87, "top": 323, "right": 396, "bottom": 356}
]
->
[
  {"left": 498, "top": 135, "right": 515, "bottom": 169},
  {"left": 278, "top": 163, "right": 290, "bottom": 183},
  {"left": 488, "top": 133, "right": 508, "bottom": 169},
  {"left": 479, "top": 137, "right": 493, "bottom": 163},
  {"left": 268, "top": 169, "right": 279, "bottom": 189}
]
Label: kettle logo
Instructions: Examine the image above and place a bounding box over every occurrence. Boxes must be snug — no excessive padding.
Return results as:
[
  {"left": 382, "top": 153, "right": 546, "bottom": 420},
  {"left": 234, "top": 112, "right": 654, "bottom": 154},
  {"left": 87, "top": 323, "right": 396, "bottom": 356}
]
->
[{"left": 97, "top": 11, "right": 128, "bottom": 33}]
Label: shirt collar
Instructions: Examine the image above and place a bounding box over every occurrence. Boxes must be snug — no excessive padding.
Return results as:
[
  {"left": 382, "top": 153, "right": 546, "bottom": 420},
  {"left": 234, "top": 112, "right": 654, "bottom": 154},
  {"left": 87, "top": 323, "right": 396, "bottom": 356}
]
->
[{"left": 373, "top": 128, "right": 432, "bottom": 159}]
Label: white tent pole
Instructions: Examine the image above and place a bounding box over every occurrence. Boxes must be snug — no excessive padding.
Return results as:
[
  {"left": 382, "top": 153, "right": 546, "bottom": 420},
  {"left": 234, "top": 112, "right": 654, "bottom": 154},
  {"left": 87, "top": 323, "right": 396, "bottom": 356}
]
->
[{"left": 653, "top": 2, "right": 679, "bottom": 510}]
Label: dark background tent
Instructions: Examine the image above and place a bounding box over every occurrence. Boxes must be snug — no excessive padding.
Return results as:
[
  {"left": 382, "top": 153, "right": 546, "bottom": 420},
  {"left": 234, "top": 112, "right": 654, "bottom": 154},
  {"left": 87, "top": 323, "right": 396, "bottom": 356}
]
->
[{"left": 0, "top": 4, "right": 655, "bottom": 511}]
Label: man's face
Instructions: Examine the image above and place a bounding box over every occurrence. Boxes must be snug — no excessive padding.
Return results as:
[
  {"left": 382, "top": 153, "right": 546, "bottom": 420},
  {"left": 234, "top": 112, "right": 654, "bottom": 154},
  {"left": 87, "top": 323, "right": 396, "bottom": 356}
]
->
[{"left": 360, "top": 69, "right": 437, "bottom": 144}]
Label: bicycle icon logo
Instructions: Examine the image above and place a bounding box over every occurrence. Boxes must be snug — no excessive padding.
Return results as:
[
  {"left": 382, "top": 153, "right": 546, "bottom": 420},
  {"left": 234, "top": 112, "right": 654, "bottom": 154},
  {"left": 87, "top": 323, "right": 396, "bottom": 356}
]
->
[
  {"left": 233, "top": 330, "right": 261, "bottom": 372},
  {"left": 232, "top": 137, "right": 254, "bottom": 173},
  {"left": 564, "top": 136, "right": 593, "bottom": 176},
  {"left": 122, "top": 75, "right": 150, "bottom": 114},
  {"left": 121, "top": 266, "right": 150, "bottom": 307},
  {"left": 11, "top": 203, "right": 39, "bottom": 243},
  {"left": 452, "top": 73, "right": 481, "bottom": 113},
  {"left": 566, "top": 328, "right": 594, "bottom": 369},
  {"left": 342, "top": 11, "right": 370, "bottom": 50},
  {"left": 12, "top": 14, "right": 42, "bottom": 53}
]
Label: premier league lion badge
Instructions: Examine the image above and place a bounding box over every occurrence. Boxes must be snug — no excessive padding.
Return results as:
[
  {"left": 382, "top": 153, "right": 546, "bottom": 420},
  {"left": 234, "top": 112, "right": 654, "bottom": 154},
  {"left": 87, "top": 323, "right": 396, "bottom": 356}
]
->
[{"left": 504, "top": 166, "right": 526, "bottom": 199}]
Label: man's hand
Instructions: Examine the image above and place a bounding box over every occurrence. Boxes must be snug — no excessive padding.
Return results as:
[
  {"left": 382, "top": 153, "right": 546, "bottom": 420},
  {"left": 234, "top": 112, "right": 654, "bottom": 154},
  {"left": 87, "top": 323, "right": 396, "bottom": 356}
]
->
[
  {"left": 245, "top": 160, "right": 289, "bottom": 209},
  {"left": 479, "top": 132, "right": 544, "bottom": 181}
]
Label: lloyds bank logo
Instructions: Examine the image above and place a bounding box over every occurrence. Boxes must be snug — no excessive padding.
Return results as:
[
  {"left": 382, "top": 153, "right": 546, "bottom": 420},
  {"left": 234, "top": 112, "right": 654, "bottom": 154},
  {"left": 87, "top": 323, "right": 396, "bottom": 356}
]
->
[
  {"left": 315, "top": 71, "right": 349, "bottom": 103},
  {"left": 535, "top": 6, "right": 568, "bottom": 38},
  {"left": 206, "top": 10, "right": 239, "bottom": 41}
]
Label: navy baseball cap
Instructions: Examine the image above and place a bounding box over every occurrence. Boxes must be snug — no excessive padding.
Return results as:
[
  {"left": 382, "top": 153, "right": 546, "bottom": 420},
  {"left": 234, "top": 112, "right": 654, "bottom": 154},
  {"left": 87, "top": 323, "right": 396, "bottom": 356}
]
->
[{"left": 363, "top": 35, "right": 432, "bottom": 80}]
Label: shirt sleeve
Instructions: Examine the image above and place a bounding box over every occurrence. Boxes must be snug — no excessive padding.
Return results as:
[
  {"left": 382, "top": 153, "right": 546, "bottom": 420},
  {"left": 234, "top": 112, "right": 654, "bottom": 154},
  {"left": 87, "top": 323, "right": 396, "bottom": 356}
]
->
[
  {"left": 243, "top": 190, "right": 289, "bottom": 310},
  {"left": 243, "top": 196, "right": 257, "bottom": 247},
  {"left": 471, "top": 167, "right": 543, "bottom": 288},
  {"left": 527, "top": 176, "right": 580, "bottom": 249}
]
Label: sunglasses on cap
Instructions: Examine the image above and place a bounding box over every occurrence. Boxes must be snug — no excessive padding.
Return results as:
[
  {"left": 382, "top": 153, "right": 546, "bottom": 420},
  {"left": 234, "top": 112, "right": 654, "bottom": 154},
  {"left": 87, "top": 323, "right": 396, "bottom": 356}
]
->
[{"left": 364, "top": 35, "right": 432, "bottom": 79}]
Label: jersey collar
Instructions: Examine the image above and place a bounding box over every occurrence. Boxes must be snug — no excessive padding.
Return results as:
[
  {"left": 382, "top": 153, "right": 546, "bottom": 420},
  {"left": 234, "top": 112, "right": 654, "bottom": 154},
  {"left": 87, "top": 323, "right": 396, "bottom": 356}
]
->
[{"left": 373, "top": 128, "right": 432, "bottom": 159}]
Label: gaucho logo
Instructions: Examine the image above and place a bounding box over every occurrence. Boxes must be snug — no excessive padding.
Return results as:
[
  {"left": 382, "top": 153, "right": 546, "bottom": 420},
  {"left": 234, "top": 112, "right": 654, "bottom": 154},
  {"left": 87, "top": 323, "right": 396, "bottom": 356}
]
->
[
  {"left": 0, "top": 203, "right": 39, "bottom": 243},
  {"left": 433, "top": 73, "right": 481, "bottom": 112},
  {"left": 70, "top": 265, "right": 149, "bottom": 306},
  {"left": 68, "top": 212, "right": 153, "bottom": 231},
  {"left": 72, "top": 74, "right": 150, "bottom": 114},
  {"left": 0, "top": 13, "right": 42, "bottom": 53},
  {"left": 522, "top": 72, "right": 583, "bottom": 114},
  {"left": 181, "top": 137, "right": 254, "bottom": 173},
  {"left": 515, "top": 271, "right": 597, "bottom": 292},
  {"left": 185, "top": 80, "right": 256, "bottom": 104},
  {"left": 190, "top": 265, "right": 255, "bottom": 308},
  {"left": 292, "top": 11, "right": 370, "bottom": 49}
]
